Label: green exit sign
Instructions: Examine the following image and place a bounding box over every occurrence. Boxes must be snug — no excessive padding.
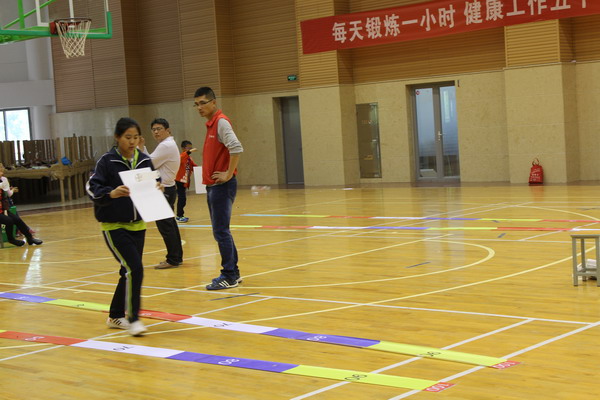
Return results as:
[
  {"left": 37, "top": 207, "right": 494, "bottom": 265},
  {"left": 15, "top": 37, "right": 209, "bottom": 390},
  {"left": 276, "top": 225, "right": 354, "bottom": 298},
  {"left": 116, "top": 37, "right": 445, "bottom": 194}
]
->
[{"left": 287, "top": 74, "right": 298, "bottom": 81}]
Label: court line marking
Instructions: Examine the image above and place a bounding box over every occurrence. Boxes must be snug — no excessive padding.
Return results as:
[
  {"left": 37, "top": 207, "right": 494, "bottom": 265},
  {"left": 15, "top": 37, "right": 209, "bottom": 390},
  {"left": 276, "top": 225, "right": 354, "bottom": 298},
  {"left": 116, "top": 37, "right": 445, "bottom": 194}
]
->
[
  {"left": 3, "top": 200, "right": 511, "bottom": 297},
  {"left": 0, "top": 297, "right": 272, "bottom": 360},
  {"left": 0, "top": 202, "right": 581, "bottom": 347},
  {"left": 291, "top": 319, "right": 534, "bottom": 400},
  {"left": 0, "top": 330, "right": 452, "bottom": 391},
  {"left": 0, "top": 199, "right": 592, "bottom": 388},
  {"left": 16, "top": 277, "right": 591, "bottom": 326},
  {"left": 236, "top": 239, "right": 494, "bottom": 289},
  {"left": 1, "top": 292, "right": 518, "bottom": 368},
  {"left": 39, "top": 250, "right": 587, "bottom": 342},
  {"left": 0, "top": 247, "right": 166, "bottom": 265},
  {"left": 387, "top": 320, "right": 600, "bottom": 400},
  {"left": 219, "top": 252, "right": 576, "bottom": 327},
  {"left": 143, "top": 234, "right": 455, "bottom": 297}
]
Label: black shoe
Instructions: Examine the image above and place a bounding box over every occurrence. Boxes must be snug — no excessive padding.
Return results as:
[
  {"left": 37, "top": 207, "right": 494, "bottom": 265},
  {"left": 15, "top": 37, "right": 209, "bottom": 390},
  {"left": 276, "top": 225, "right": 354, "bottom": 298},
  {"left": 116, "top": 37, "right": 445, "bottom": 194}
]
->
[
  {"left": 8, "top": 239, "right": 25, "bottom": 247},
  {"left": 206, "top": 275, "right": 239, "bottom": 290},
  {"left": 27, "top": 237, "right": 43, "bottom": 245}
]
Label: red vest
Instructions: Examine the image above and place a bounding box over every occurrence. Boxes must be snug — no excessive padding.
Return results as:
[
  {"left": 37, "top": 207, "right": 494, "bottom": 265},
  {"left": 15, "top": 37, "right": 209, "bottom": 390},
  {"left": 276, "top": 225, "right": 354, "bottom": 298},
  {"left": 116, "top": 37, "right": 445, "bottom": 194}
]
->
[{"left": 202, "top": 110, "right": 235, "bottom": 185}]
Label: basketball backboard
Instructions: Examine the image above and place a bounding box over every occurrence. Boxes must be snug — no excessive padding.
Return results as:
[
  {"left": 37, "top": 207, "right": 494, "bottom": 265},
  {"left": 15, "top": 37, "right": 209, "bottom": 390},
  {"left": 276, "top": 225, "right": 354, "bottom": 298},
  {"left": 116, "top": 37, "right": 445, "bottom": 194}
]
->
[{"left": 0, "top": 0, "right": 111, "bottom": 45}]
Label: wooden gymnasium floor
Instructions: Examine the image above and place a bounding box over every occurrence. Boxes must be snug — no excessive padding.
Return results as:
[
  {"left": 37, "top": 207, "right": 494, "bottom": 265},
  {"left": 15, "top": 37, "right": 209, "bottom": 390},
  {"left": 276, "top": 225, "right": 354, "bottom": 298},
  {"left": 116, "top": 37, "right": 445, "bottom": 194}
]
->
[{"left": 1, "top": 183, "right": 599, "bottom": 400}]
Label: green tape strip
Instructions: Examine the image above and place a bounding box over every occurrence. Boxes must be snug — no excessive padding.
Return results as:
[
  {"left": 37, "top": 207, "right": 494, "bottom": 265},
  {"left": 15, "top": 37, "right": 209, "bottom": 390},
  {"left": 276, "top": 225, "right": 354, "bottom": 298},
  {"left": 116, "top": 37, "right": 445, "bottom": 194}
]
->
[
  {"left": 45, "top": 299, "right": 110, "bottom": 312},
  {"left": 371, "top": 341, "right": 504, "bottom": 366},
  {"left": 284, "top": 365, "right": 436, "bottom": 390}
]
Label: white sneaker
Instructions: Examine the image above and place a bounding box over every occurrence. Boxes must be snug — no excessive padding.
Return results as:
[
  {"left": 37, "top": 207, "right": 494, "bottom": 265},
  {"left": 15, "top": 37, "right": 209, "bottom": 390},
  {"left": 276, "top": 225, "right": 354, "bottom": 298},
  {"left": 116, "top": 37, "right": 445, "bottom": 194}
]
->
[
  {"left": 106, "top": 317, "right": 130, "bottom": 330},
  {"left": 128, "top": 320, "right": 147, "bottom": 336}
]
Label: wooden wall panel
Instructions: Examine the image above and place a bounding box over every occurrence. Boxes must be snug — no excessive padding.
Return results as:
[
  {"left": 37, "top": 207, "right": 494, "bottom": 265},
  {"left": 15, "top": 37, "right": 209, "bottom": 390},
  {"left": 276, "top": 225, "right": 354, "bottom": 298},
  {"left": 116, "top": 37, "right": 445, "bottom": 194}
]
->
[
  {"left": 558, "top": 19, "right": 574, "bottom": 63},
  {"left": 51, "top": 45, "right": 95, "bottom": 113},
  {"left": 505, "top": 20, "right": 560, "bottom": 67},
  {"left": 297, "top": 0, "right": 341, "bottom": 88},
  {"left": 136, "top": 0, "right": 184, "bottom": 104},
  {"left": 230, "top": 0, "right": 298, "bottom": 95},
  {"left": 573, "top": 14, "right": 600, "bottom": 62},
  {"left": 215, "top": 0, "right": 235, "bottom": 96},
  {"left": 350, "top": 0, "right": 424, "bottom": 11},
  {"left": 49, "top": 1, "right": 94, "bottom": 113},
  {"left": 121, "top": 0, "right": 144, "bottom": 105},
  {"left": 91, "top": 0, "right": 128, "bottom": 108},
  {"left": 179, "top": 0, "right": 220, "bottom": 98},
  {"left": 352, "top": 28, "right": 504, "bottom": 83}
]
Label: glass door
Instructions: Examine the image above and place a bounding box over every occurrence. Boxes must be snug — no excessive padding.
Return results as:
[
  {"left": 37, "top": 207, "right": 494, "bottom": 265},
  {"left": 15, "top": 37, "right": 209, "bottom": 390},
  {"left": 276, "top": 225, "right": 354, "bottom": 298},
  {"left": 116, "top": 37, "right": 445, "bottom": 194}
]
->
[{"left": 412, "top": 83, "right": 459, "bottom": 181}]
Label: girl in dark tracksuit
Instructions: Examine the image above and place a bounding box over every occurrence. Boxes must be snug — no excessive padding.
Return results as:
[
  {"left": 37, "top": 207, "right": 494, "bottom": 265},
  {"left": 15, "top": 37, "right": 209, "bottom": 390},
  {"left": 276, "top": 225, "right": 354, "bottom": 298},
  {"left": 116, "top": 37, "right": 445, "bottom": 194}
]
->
[{"left": 87, "top": 117, "right": 154, "bottom": 336}]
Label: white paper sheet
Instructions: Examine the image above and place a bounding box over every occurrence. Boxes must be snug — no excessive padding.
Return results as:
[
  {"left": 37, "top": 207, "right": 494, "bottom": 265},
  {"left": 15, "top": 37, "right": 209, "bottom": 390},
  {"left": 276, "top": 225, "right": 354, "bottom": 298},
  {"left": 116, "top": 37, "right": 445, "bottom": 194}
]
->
[
  {"left": 118, "top": 168, "right": 175, "bottom": 222},
  {"left": 193, "top": 166, "right": 207, "bottom": 194}
]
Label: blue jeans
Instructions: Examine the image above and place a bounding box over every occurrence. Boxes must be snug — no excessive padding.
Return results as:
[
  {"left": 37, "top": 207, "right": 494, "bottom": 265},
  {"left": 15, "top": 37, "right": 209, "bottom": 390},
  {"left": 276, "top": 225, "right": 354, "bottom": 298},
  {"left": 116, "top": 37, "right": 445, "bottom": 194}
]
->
[{"left": 206, "top": 176, "right": 239, "bottom": 280}]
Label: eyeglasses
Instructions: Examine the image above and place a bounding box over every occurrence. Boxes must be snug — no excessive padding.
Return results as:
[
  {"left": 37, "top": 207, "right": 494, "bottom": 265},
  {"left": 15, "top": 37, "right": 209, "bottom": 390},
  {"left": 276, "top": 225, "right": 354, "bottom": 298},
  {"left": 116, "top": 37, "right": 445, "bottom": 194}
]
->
[
  {"left": 193, "top": 99, "right": 214, "bottom": 108},
  {"left": 151, "top": 126, "right": 165, "bottom": 132}
]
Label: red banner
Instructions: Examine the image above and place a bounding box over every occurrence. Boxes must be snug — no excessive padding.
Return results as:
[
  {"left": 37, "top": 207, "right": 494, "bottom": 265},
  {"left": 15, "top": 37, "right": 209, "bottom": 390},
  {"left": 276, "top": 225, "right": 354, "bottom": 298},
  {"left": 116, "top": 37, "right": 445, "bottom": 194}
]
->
[{"left": 300, "top": 0, "right": 599, "bottom": 54}]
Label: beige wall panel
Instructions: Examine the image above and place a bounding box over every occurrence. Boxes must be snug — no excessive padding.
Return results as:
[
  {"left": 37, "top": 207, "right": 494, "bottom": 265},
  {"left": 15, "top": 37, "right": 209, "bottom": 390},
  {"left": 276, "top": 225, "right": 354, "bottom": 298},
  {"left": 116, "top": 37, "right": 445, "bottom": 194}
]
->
[
  {"left": 230, "top": 0, "right": 298, "bottom": 95},
  {"left": 455, "top": 72, "right": 509, "bottom": 182},
  {"left": 355, "top": 72, "right": 508, "bottom": 183},
  {"left": 352, "top": 29, "right": 504, "bottom": 83},
  {"left": 505, "top": 65, "right": 570, "bottom": 183},
  {"left": 50, "top": 106, "right": 130, "bottom": 153},
  {"left": 573, "top": 14, "right": 600, "bottom": 62},
  {"left": 354, "top": 81, "right": 412, "bottom": 182},
  {"left": 339, "top": 84, "right": 359, "bottom": 183},
  {"left": 505, "top": 20, "right": 560, "bottom": 67},
  {"left": 180, "top": 0, "right": 220, "bottom": 97},
  {"left": 576, "top": 61, "right": 600, "bottom": 180},
  {"left": 231, "top": 94, "right": 281, "bottom": 185},
  {"left": 299, "top": 86, "right": 350, "bottom": 185},
  {"left": 137, "top": 0, "right": 184, "bottom": 104},
  {"left": 561, "top": 63, "right": 579, "bottom": 181}
]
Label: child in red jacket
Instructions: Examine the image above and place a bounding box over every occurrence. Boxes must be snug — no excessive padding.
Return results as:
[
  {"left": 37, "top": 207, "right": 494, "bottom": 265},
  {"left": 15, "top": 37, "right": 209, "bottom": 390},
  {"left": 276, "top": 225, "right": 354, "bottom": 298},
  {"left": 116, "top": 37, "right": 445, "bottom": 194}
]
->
[{"left": 175, "top": 140, "right": 198, "bottom": 223}]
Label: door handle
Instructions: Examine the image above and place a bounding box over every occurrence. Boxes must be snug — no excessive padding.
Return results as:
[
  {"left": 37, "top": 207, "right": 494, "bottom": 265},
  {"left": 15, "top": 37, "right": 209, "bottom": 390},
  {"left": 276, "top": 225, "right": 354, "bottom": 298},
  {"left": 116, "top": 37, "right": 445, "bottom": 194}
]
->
[{"left": 437, "top": 131, "right": 443, "bottom": 141}]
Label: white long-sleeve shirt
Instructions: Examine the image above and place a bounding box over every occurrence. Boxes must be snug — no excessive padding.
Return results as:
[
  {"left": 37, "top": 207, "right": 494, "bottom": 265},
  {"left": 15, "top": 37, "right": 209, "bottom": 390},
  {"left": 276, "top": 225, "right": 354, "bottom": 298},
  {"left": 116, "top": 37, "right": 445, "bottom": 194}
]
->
[
  {"left": 145, "top": 136, "right": 180, "bottom": 187},
  {"left": 0, "top": 176, "right": 14, "bottom": 197}
]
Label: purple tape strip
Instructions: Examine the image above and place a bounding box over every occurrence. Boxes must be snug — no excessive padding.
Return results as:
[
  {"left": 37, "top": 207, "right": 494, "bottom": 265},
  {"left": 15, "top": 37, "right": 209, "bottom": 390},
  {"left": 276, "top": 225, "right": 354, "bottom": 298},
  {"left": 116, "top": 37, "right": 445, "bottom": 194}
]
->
[
  {"left": 0, "top": 292, "right": 54, "bottom": 303},
  {"left": 263, "top": 329, "right": 380, "bottom": 348},
  {"left": 262, "top": 328, "right": 308, "bottom": 339},
  {"left": 168, "top": 352, "right": 298, "bottom": 372}
]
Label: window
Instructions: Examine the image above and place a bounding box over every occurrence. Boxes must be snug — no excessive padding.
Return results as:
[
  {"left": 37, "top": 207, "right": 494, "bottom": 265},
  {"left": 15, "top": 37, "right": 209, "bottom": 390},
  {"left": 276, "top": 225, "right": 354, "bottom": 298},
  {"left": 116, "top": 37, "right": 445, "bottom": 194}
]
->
[{"left": 1, "top": 108, "right": 32, "bottom": 141}]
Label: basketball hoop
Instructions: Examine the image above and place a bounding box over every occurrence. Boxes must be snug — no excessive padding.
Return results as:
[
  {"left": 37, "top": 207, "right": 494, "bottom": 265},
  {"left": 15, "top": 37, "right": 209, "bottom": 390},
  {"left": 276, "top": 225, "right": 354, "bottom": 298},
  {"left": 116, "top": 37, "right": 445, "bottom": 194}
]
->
[{"left": 51, "top": 18, "right": 92, "bottom": 59}]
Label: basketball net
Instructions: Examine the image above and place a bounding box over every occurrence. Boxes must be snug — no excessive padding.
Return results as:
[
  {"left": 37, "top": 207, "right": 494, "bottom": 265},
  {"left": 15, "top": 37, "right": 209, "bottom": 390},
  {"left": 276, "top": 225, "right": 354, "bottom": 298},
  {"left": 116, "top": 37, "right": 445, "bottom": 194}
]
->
[{"left": 54, "top": 18, "right": 92, "bottom": 58}]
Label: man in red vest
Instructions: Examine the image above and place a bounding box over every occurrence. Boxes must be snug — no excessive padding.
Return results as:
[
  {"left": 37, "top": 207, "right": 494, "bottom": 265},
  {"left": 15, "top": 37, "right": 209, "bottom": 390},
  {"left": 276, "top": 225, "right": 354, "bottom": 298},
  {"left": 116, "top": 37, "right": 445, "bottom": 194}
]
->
[{"left": 194, "top": 87, "right": 244, "bottom": 290}]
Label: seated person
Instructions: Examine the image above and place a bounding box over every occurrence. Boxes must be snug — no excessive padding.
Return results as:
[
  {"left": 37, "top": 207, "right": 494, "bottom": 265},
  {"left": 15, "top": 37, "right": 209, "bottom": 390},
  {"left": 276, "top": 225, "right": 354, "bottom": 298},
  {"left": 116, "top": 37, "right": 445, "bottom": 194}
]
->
[{"left": 0, "top": 164, "right": 42, "bottom": 246}]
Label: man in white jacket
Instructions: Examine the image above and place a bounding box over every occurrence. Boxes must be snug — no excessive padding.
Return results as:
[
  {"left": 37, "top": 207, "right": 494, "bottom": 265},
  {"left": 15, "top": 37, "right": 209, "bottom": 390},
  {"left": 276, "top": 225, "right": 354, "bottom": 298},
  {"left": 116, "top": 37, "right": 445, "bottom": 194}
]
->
[{"left": 140, "top": 118, "right": 184, "bottom": 269}]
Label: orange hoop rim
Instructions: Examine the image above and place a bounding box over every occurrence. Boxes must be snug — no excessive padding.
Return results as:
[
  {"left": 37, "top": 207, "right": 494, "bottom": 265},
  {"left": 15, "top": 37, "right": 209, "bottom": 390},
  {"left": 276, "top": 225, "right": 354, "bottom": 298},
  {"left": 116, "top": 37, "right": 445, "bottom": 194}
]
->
[{"left": 50, "top": 17, "right": 92, "bottom": 35}]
